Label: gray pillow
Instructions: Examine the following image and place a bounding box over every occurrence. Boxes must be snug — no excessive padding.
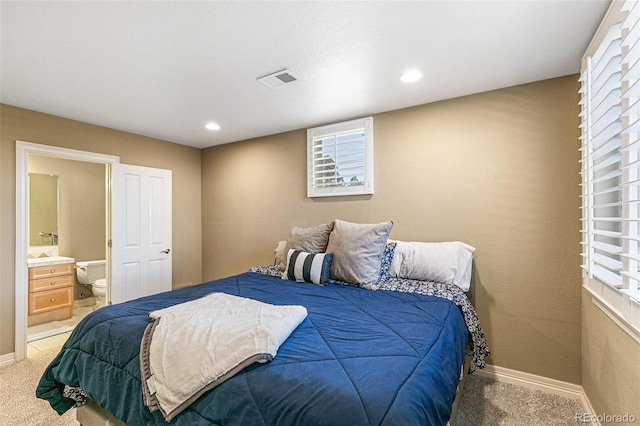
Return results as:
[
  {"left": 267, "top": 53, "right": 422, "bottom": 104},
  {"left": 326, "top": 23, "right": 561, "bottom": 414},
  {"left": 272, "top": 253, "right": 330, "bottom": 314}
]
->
[
  {"left": 277, "top": 222, "right": 334, "bottom": 270},
  {"left": 326, "top": 219, "right": 393, "bottom": 284}
]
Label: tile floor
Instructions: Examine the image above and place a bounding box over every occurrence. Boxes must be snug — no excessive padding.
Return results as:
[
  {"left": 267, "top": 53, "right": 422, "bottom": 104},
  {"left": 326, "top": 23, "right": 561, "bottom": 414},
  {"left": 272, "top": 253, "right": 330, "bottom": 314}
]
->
[
  {"left": 27, "top": 331, "right": 71, "bottom": 356},
  {"left": 26, "top": 299, "right": 96, "bottom": 357}
]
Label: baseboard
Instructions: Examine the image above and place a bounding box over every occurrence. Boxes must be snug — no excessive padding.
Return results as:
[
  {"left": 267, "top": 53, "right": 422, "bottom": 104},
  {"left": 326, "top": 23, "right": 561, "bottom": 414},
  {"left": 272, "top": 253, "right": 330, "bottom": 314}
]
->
[
  {"left": 475, "top": 364, "right": 599, "bottom": 425},
  {"left": 0, "top": 352, "right": 15, "bottom": 367},
  {"left": 579, "top": 391, "right": 599, "bottom": 425}
]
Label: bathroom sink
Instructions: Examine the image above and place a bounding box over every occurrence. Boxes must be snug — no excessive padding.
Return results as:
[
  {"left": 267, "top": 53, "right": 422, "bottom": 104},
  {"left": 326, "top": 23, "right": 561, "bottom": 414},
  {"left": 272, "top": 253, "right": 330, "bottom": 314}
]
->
[{"left": 27, "top": 256, "right": 75, "bottom": 267}]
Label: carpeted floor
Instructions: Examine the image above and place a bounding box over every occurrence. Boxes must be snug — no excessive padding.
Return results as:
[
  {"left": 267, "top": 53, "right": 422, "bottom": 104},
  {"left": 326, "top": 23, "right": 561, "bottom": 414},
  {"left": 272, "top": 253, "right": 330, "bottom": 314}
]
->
[
  {"left": 453, "top": 374, "right": 584, "bottom": 425},
  {"left": 0, "top": 350, "right": 77, "bottom": 426},
  {"left": 2, "top": 350, "right": 584, "bottom": 426}
]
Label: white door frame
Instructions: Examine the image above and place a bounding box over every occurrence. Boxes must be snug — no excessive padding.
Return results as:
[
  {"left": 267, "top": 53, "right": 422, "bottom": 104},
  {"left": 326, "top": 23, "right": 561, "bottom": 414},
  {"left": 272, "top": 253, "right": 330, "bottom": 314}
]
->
[{"left": 15, "top": 141, "right": 119, "bottom": 362}]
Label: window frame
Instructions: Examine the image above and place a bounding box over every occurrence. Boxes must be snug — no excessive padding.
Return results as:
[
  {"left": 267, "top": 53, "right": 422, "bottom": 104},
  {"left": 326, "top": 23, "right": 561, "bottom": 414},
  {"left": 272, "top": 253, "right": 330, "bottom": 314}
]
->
[
  {"left": 581, "top": 0, "right": 640, "bottom": 339},
  {"left": 307, "top": 117, "right": 374, "bottom": 198}
]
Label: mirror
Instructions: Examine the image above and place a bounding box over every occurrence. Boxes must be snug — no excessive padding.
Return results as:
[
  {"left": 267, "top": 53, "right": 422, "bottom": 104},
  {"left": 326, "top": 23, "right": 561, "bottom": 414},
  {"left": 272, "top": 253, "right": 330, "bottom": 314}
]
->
[{"left": 29, "top": 173, "right": 59, "bottom": 246}]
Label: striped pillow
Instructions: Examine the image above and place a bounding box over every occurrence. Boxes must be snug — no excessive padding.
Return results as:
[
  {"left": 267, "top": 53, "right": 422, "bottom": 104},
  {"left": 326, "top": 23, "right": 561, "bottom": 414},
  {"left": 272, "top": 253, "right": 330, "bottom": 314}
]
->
[{"left": 282, "top": 249, "right": 334, "bottom": 285}]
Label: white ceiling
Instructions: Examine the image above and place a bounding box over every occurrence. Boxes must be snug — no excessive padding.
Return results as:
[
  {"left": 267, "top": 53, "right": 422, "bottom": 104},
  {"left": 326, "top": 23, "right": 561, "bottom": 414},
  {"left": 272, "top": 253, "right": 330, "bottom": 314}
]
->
[{"left": 1, "top": 1, "right": 609, "bottom": 149}]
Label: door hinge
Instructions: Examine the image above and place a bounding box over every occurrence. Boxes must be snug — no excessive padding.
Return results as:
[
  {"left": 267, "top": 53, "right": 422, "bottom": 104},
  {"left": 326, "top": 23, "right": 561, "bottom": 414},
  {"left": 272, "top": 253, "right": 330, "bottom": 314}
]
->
[{"left": 108, "top": 239, "right": 112, "bottom": 248}]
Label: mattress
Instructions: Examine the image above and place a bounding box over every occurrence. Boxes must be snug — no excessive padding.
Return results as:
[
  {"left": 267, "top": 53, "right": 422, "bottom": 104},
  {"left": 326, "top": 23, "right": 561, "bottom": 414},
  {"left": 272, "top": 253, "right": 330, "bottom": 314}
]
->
[{"left": 37, "top": 271, "right": 476, "bottom": 425}]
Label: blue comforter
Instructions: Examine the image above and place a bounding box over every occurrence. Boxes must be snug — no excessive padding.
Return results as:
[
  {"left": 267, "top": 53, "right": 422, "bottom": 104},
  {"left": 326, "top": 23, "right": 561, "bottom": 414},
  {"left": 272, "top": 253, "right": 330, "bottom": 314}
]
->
[{"left": 37, "top": 272, "right": 468, "bottom": 425}]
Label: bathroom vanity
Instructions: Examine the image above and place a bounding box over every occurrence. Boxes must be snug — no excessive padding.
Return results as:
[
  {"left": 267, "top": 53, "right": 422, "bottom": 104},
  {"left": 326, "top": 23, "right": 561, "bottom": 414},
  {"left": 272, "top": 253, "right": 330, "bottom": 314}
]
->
[{"left": 27, "top": 257, "right": 75, "bottom": 326}]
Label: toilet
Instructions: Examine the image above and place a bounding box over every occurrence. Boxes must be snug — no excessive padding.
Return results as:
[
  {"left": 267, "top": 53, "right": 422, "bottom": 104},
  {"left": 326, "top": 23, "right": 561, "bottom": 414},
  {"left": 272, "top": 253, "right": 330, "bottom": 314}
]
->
[
  {"left": 92, "top": 278, "right": 107, "bottom": 298},
  {"left": 76, "top": 260, "right": 107, "bottom": 308}
]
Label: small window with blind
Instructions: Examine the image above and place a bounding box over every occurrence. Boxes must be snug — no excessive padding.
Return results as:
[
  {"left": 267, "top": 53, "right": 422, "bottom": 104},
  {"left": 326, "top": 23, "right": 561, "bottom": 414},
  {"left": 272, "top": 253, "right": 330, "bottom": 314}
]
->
[{"left": 307, "top": 117, "right": 374, "bottom": 197}]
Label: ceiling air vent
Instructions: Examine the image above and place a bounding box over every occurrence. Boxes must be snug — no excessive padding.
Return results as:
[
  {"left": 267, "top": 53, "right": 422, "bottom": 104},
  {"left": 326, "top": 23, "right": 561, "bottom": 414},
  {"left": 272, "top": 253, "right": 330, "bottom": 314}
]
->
[{"left": 257, "top": 69, "right": 299, "bottom": 89}]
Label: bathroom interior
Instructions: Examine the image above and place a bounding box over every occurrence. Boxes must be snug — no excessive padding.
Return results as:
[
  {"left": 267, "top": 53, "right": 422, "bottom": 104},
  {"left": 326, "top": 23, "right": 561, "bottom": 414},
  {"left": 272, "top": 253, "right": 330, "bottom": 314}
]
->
[{"left": 26, "top": 153, "right": 108, "bottom": 349}]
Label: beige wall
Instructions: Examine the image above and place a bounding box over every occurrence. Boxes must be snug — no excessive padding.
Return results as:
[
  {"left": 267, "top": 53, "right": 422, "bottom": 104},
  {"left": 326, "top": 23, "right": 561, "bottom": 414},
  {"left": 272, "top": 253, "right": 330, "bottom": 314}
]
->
[
  {"left": 202, "top": 75, "right": 583, "bottom": 384},
  {"left": 0, "top": 104, "right": 203, "bottom": 356},
  {"left": 582, "top": 288, "right": 640, "bottom": 418}
]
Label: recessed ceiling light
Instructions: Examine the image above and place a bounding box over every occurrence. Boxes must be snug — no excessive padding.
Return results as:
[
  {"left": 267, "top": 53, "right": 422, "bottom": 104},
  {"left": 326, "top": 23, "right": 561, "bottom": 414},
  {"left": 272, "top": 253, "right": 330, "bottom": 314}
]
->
[
  {"left": 205, "top": 122, "right": 221, "bottom": 131},
  {"left": 400, "top": 70, "right": 422, "bottom": 83}
]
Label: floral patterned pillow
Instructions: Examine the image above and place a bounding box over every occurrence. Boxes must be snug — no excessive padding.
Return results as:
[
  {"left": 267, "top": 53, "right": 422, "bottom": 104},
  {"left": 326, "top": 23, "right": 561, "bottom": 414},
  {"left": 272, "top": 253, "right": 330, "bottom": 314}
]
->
[{"left": 377, "top": 242, "right": 397, "bottom": 283}]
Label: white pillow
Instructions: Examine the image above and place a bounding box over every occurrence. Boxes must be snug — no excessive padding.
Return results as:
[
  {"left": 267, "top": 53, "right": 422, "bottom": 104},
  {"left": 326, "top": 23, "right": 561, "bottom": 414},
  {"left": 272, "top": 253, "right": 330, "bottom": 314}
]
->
[
  {"left": 274, "top": 240, "right": 287, "bottom": 267},
  {"left": 389, "top": 241, "right": 475, "bottom": 291}
]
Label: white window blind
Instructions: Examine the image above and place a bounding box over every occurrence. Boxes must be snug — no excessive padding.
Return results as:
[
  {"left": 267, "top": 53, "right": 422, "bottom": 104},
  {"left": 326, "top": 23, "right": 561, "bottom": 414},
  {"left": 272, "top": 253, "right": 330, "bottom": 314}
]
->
[
  {"left": 580, "top": 22, "right": 623, "bottom": 287},
  {"left": 620, "top": 0, "right": 640, "bottom": 292},
  {"left": 307, "top": 117, "right": 373, "bottom": 197},
  {"left": 581, "top": 0, "right": 640, "bottom": 335}
]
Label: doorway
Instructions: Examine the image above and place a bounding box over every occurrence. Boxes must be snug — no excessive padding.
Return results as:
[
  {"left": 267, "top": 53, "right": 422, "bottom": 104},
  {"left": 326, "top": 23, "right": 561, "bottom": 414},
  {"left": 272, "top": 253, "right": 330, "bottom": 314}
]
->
[
  {"left": 26, "top": 155, "right": 107, "bottom": 353},
  {"left": 15, "top": 141, "right": 119, "bottom": 361}
]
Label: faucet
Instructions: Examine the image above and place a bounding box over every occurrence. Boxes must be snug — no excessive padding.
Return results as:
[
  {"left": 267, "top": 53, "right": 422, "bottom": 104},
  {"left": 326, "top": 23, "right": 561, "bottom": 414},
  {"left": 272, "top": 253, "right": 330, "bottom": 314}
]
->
[{"left": 39, "top": 232, "right": 58, "bottom": 245}]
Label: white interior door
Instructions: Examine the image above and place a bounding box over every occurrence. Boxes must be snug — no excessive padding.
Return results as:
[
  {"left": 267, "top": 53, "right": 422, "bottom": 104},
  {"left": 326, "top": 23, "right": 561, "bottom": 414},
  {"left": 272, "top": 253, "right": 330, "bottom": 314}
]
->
[{"left": 111, "top": 164, "right": 172, "bottom": 304}]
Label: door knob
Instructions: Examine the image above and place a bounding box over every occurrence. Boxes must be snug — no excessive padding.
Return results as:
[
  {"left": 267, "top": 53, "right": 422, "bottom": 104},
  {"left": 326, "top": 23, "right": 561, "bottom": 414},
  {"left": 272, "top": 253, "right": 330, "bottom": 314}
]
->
[{"left": 161, "top": 249, "right": 171, "bottom": 254}]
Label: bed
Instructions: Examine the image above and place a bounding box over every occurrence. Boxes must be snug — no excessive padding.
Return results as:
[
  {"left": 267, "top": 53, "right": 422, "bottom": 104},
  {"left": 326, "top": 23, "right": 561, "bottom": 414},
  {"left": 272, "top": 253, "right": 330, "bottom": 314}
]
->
[{"left": 37, "top": 221, "right": 489, "bottom": 426}]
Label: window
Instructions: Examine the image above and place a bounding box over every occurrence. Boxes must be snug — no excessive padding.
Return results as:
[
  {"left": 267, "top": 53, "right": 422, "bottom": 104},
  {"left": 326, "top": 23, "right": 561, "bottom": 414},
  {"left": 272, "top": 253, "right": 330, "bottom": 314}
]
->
[
  {"left": 581, "top": 0, "right": 640, "bottom": 335},
  {"left": 307, "top": 117, "right": 373, "bottom": 197}
]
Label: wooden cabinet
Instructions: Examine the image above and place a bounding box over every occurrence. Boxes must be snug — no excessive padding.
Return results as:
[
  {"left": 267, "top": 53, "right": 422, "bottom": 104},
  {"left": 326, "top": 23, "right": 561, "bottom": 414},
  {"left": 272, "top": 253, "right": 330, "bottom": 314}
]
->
[{"left": 28, "top": 263, "right": 74, "bottom": 326}]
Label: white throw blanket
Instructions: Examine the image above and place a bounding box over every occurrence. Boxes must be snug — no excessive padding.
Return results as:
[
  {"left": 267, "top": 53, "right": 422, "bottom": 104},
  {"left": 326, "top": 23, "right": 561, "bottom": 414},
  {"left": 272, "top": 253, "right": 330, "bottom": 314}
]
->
[{"left": 140, "top": 293, "right": 307, "bottom": 422}]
